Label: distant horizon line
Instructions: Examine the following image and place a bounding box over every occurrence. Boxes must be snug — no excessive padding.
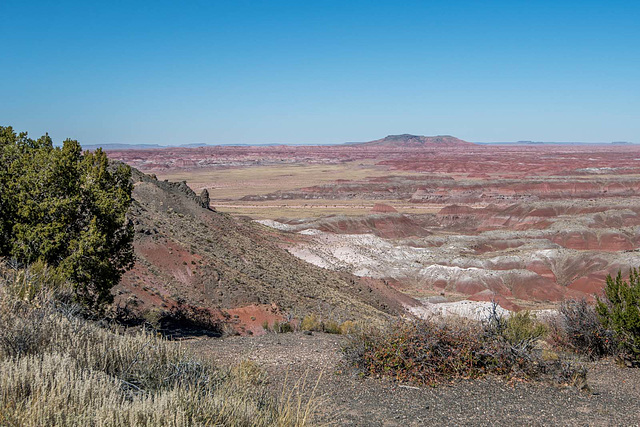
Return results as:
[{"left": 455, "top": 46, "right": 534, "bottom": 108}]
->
[{"left": 75, "top": 140, "right": 637, "bottom": 149}]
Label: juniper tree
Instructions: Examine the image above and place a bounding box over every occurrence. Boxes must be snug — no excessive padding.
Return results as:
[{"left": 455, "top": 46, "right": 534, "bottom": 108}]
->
[
  {"left": 596, "top": 269, "right": 640, "bottom": 361},
  {"left": 0, "top": 126, "right": 134, "bottom": 309}
]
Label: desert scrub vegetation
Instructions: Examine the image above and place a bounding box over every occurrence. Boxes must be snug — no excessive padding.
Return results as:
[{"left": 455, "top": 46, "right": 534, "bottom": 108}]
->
[
  {"left": 299, "top": 314, "right": 358, "bottom": 335},
  {"left": 596, "top": 269, "right": 640, "bottom": 364},
  {"left": 548, "top": 269, "right": 640, "bottom": 365},
  {"left": 343, "top": 308, "right": 585, "bottom": 388},
  {"left": 0, "top": 126, "right": 134, "bottom": 310},
  {"left": 0, "top": 263, "right": 313, "bottom": 426},
  {"left": 262, "top": 314, "right": 356, "bottom": 335},
  {"left": 548, "top": 298, "right": 616, "bottom": 360}
]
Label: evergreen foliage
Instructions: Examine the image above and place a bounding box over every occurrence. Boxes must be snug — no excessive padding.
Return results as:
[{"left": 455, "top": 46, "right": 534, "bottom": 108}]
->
[
  {"left": 0, "top": 126, "right": 133, "bottom": 309},
  {"left": 596, "top": 269, "right": 640, "bottom": 361}
]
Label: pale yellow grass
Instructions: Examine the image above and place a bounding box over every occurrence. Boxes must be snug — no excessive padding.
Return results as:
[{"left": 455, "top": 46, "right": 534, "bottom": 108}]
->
[
  {"left": 0, "top": 263, "right": 316, "bottom": 426},
  {"left": 154, "top": 163, "right": 414, "bottom": 199},
  {"left": 214, "top": 200, "right": 442, "bottom": 219}
]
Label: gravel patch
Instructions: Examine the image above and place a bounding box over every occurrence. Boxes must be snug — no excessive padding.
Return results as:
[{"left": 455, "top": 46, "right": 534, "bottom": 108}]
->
[{"left": 187, "top": 332, "right": 640, "bottom": 426}]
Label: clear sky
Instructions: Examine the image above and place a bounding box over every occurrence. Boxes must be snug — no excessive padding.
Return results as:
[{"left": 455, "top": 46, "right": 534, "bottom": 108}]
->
[{"left": 1, "top": 0, "right": 639, "bottom": 145}]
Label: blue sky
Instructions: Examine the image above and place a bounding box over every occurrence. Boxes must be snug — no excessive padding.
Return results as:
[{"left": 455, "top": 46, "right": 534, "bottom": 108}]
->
[{"left": 1, "top": 0, "right": 639, "bottom": 145}]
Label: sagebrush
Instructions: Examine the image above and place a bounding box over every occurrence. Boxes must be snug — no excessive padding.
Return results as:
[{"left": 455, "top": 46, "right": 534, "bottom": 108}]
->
[
  {"left": 549, "top": 299, "right": 615, "bottom": 359},
  {"left": 0, "top": 262, "right": 314, "bottom": 426}
]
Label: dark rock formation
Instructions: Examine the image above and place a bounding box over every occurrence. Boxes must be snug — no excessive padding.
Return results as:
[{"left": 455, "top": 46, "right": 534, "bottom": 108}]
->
[{"left": 199, "top": 188, "right": 211, "bottom": 210}]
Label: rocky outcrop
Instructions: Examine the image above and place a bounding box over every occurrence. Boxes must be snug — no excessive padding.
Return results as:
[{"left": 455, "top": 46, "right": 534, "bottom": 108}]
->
[
  {"left": 117, "top": 169, "right": 418, "bottom": 332},
  {"left": 199, "top": 188, "right": 211, "bottom": 210}
]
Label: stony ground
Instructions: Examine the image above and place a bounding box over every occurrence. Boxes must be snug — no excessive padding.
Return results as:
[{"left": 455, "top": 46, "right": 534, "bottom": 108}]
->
[{"left": 187, "top": 332, "right": 640, "bottom": 426}]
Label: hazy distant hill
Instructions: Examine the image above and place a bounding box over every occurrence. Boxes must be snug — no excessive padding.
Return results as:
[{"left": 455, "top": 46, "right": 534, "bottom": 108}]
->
[
  {"left": 476, "top": 141, "right": 636, "bottom": 145},
  {"left": 352, "top": 134, "right": 473, "bottom": 147},
  {"left": 82, "top": 143, "right": 165, "bottom": 151}
]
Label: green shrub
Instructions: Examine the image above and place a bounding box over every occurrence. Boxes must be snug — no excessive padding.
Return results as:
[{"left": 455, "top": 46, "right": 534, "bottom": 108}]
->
[
  {"left": 0, "top": 126, "right": 134, "bottom": 310},
  {"left": 278, "top": 322, "right": 294, "bottom": 333},
  {"left": 270, "top": 320, "right": 294, "bottom": 333},
  {"left": 323, "top": 320, "right": 341, "bottom": 334},
  {"left": 596, "top": 269, "right": 640, "bottom": 363},
  {"left": 300, "top": 315, "right": 356, "bottom": 335},
  {"left": 502, "top": 311, "right": 547, "bottom": 347}
]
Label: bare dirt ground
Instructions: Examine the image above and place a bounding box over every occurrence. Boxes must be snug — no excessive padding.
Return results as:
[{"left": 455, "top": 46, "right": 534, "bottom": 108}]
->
[{"left": 187, "top": 332, "right": 640, "bottom": 426}]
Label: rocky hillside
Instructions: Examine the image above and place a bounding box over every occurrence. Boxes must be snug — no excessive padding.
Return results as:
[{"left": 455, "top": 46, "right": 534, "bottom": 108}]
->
[{"left": 114, "top": 169, "right": 416, "bottom": 333}]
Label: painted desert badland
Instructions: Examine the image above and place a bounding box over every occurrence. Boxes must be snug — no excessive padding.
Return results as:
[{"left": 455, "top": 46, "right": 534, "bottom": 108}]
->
[
  {"left": 7, "top": 1, "right": 640, "bottom": 424},
  {"left": 107, "top": 135, "right": 640, "bottom": 318}
]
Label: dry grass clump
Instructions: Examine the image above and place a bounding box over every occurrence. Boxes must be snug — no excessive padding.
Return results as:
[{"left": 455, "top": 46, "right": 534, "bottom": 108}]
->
[
  {"left": 0, "top": 353, "right": 279, "bottom": 426},
  {"left": 299, "top": 314, "right": 322, "bottom": 332},
  {"left": 299, "top": 314, "right": 357, "bottom": 335},
  {"left": 344, "top": 309, "right": 586, "bottom": 388},
  {"left": 0, "top": 262, "right": 312, "bottom": 426}
]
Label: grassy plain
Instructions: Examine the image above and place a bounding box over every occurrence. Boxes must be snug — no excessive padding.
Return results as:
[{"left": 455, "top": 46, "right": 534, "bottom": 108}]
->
[
  {"left": 155, "top": 163, "right": 393, "bottom": 197},
  {"left": 211, "top": 200, "right": 442, "bottom": 219},
  {"left": 154, "top": 162, "right": 434, "bottom": 218}
]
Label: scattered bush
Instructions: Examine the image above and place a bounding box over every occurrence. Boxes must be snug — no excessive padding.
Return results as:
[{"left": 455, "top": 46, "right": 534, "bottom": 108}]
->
[
  {"left": 339, "top": 320, "right": 358, "bottom": 335},
  {"left": 343, "top": 315, "right": 585, "bottom": 388},
  {"left": 299, "top": 314, "right": 357, "bottom": 335},
  {"left": 502, "top": 311, "right": 547, "bottom": 347},
  {"left": 323, "top": 320, "right": 342, "bottom": 334},
  {"left": 596, "top": 269, "right": 640, "bottom": 363},
  {"left": 549, "top": 299, "right": 615, "bottom": 359},
  {"left": 300, "top": 314, "right": 321, "bottom": 331},
  {"left": 262, "top": 320, "right": 294, "bottom": 333},
  {"left": 482, "top": 304, "right": 548, "bottom": 352},
  {"left": 273, "top": 321, "right": 294, "bottom": 333}
]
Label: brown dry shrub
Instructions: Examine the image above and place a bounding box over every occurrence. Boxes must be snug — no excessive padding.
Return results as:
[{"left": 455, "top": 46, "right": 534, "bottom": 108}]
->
[
  {"left": 548, "top": 298, "right": 616, "bottom": 359},
  {"left": 323, "top": 320, "right": 342, "bottom": 334},
  {"left": 344, "top": 316, "right": 586, "bottom": 388}
]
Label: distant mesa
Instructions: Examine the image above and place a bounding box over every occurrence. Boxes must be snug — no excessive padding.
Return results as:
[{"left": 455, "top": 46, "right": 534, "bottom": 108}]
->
[
  {"left": 517, "top": 140, "right": 544, "bottom": 145},
  {"left": 82, "top": 143, "right": 164, "bottom": 151},
  {"left": 179, "top": 142, "right": 209, "bottom": 148},
  {"left": 355, "top": 134, "right": 473, "bottom": 147}
]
